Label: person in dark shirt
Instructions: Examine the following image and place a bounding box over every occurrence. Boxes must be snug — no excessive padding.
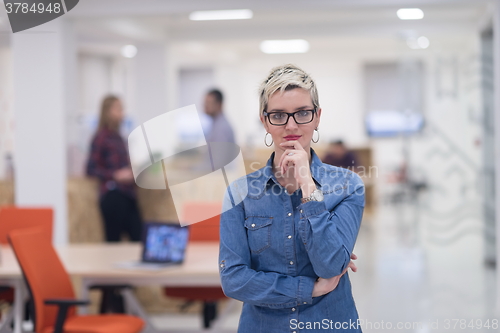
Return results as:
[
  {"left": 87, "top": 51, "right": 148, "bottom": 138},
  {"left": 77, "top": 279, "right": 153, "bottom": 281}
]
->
[
  {"left": 322, "top": 140, "right": 358, "bottom": 170},
  {"left": 86, "top": 95, "right": 142, "bottom": 242}
]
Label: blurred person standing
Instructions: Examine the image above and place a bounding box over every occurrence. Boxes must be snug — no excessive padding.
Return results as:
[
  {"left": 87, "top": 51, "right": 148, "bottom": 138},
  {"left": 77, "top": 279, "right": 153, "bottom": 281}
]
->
[
  {"left": 322, "top": 140, "right": 358, "bottom": 170},
  {"left": 86, "top": 95, "right": 142, "bottom": 242},
  {"left": 201, "top": 89, "right": 237, "bottom": 171},
  {"left": 203, "top": 88, "right": 235, "bottom": 144}
]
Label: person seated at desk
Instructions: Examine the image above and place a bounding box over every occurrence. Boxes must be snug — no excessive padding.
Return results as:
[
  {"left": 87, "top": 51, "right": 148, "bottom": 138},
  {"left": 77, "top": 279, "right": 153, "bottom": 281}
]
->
[{"left": 322, "top": 140, "right": 358, "bottom": 170}]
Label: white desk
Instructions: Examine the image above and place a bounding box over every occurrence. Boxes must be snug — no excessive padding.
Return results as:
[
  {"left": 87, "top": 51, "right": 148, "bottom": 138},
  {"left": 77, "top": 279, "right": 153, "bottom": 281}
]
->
[
  {"left": 59, "top": 242, "right": 221, "bottom": 287},
  {"left": 0, "top": 242, "right": 223, "bottom": 333}
]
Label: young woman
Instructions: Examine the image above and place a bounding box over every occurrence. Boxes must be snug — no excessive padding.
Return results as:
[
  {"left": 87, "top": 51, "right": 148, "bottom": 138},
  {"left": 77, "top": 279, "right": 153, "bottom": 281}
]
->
[
  {"left": 86, "top": 95, "right": 142, "bottom": 243},
  {"left": 219, "top": 64, "right": 364, "bottom": 332}
]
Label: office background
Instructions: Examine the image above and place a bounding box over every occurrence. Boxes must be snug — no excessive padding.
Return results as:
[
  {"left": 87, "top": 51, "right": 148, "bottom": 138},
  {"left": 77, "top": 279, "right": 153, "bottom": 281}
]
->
[{"left": 0, "top": 0, "right": 498, "bottom": 331}]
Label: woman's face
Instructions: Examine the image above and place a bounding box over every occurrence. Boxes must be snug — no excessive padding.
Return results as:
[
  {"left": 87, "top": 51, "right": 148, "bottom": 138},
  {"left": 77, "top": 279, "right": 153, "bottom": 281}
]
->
[
  {"left": 108, "top": 99, "right": 124, "bottom": 125},
  {"left": 261, "top": 87, "right": 321, "bottom": 154}
]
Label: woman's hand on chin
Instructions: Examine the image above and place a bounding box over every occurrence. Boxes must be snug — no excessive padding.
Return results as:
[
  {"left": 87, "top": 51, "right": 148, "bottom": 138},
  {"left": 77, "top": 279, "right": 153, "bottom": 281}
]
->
[{"left": 278, "top": 140, "right": 315, "bottom": 195}]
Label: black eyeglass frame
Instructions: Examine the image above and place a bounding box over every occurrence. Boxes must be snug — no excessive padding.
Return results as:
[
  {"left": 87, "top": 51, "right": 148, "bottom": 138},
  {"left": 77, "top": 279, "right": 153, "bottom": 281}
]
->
[{"left": 263, "top": 109, "right": 317, "bottom": 126}]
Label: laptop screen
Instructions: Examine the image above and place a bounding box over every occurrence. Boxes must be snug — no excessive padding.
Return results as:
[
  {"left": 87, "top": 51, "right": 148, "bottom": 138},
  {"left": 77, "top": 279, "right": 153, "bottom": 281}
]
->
[{"left": 141, "top": 222, "right": 189, "bottom": 264}]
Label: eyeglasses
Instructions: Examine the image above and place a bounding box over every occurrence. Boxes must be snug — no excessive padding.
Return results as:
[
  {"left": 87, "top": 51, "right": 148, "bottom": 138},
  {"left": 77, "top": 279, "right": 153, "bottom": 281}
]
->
[{"left": 263, "top": 109, "right": 316, "bottom": 126}]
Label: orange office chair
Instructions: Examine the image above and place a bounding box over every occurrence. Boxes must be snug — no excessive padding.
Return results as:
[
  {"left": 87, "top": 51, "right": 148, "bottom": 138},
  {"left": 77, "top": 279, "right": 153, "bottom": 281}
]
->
[
  {"left": 0, "top": 206, "right": 53, "bottom": 320},
  {"left": 164, "top": 202, "right": 226, "bottom": 329},
  {"left": 0, "top": 206, "right": 53, "bottom": 244},
  {"left": 8, "top": 227, "right": 144, "bottom": 333}
]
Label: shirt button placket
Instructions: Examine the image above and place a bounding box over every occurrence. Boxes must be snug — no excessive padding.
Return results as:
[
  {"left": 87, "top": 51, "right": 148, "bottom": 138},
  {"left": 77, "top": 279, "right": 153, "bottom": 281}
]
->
[
  {"left": 286, "top": 213, "right": 293, "bottom": 243},
  {"left": 285, "top": 198, "right": 296, "bottom": 275},
  {"left": 291, "top": 306, "right": 298, "bottom": 333}
]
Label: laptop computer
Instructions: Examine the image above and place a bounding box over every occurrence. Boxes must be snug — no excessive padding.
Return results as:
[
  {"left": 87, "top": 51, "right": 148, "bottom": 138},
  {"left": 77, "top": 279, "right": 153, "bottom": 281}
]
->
[{"left": 115, "top": 222, "right": 189, "bottom": 270}]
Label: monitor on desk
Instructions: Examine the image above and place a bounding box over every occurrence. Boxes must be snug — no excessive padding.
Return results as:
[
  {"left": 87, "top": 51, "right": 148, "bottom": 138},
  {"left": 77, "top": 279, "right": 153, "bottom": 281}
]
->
[
  {"left": 141, "top": 222, "right": 189, "bottom": 264},
  {"left": 365, "top": 110, "right": 424, "bottom": 137}
]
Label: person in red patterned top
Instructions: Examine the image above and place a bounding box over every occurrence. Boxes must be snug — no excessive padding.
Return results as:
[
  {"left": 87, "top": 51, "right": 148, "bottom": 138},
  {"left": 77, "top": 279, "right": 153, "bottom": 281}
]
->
[{"left": 86, "top": 95, "right": 142, "bottom": 242}]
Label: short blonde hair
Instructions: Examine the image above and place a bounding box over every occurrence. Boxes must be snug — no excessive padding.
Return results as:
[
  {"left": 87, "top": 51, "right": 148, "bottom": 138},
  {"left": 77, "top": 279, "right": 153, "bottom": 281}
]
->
[{"left": 258, "top": 64, "right": 319, "bottom": 115}]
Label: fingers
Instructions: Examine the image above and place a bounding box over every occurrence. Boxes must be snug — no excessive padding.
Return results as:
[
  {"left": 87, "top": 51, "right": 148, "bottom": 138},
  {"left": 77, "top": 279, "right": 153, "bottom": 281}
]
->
[
  {"left": 313, "top": 276, "right": 341, "bottom": 297},
  {"left": 279, "top": 140, "right": 299, "bottom": 150},
  {"left": 316, "top": 271, "right": 351, "bottom": 296},
  {"left": 317, "top": 259, "right": 359, "bottom": 294},
  {"left": 280, "top": 140, "right": 304, "bottom": 151},
  {"left": 348, "top": 261, "right": 357, "bottom": 273},
  {"left": 349, "top": 253, "right": 358, "bottom": 272},
  {"left": 277, "top": 140, "right": 306, "bottom": 174},
  {"left": 340, "top": 261, "right": 357, "bottom": 276},
  {"left": 277, "top": 149, "right": 294, "bottom": 174},
  {"left": 278, "top": 150, "right": 297, "bottom": 174}
]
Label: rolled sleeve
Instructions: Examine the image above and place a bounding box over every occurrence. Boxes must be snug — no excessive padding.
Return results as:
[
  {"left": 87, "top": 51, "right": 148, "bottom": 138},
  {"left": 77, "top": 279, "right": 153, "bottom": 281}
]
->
[{"left": 299, "top": 172, "right": 365, "bottom": 278}]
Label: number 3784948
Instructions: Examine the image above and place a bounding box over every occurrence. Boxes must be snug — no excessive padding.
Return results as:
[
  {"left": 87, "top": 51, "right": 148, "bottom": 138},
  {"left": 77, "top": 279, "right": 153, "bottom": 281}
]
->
[{"left": 5, "top": 2, "right": 61, "bottom": 14}]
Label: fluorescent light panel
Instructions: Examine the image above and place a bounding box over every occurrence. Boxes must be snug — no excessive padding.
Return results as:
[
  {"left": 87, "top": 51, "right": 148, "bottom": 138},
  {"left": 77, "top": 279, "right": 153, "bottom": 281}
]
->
[
  {"left": 121, "top": 45, "right": 137, "bottom": 58},
  {"left": 189, "top": 9, "right": 253, "bottom": 21},
  {"left": 406, "top": 36, "right": 430, "bottom": 50},
  {"left": 397, "top": 8, "right": 424, "bottom": 20},
  {"left": 417, "top": 36, "right": 430, "bottom": 49},
  {"left": 260, "top": 39, "right": 310, "bottom": 54}
]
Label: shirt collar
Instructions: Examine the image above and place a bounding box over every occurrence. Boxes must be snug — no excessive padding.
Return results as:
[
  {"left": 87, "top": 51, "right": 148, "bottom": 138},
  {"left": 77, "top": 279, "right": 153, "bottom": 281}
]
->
[{"left": 259, "top": 147, "right": 324, "bottom": 192}]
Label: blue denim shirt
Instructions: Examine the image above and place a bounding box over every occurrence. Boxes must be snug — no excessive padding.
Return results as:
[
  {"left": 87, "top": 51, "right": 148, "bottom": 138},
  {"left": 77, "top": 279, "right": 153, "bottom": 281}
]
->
[{"left": 219, "top": 148, "right": 365, "bottom": 333}]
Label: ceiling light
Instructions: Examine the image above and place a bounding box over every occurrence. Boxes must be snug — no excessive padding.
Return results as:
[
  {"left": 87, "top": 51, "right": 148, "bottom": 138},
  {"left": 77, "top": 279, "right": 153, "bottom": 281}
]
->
[
  {"left": 417, "top": 36, "right": 430, "bottom": 49},
  {"left": 189, "top": 9, "right": 253, "bottom": 21},
  {"left": 397, "top": 8, "right": 424, "bottom": 20},
  {"left": 406, "top": 36, "right": 430, "bottom": 50},
  {"left": 260, "top": 39, "right": 310, "bottom": 54},
  {"left": 121, "top": 45, "right": 138, "bottom": 58}
]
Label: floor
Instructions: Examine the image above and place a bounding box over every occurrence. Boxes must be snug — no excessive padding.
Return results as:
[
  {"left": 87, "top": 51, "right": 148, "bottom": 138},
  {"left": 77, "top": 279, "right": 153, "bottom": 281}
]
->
[{"left": 146, "top": 188, "right": 497, "bottom": 333}]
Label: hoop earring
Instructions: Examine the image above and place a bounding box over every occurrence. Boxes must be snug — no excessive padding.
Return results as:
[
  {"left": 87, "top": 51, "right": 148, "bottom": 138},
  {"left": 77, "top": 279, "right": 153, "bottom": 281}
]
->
[
  {"left": 311, "top": 128, "right": 320, "bottom": 143},
  {"left": 264, "top": 132, "right": 273, "bottom": 147}
]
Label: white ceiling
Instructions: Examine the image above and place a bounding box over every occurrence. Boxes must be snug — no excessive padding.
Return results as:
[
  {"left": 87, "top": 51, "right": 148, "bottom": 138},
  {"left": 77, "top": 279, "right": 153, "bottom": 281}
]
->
[
  {"left": 69, "top": 0, "right": 493, "bottom": 54},
  {"left": 69, "top": 0, "right": 491, "bottom": 17}
]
